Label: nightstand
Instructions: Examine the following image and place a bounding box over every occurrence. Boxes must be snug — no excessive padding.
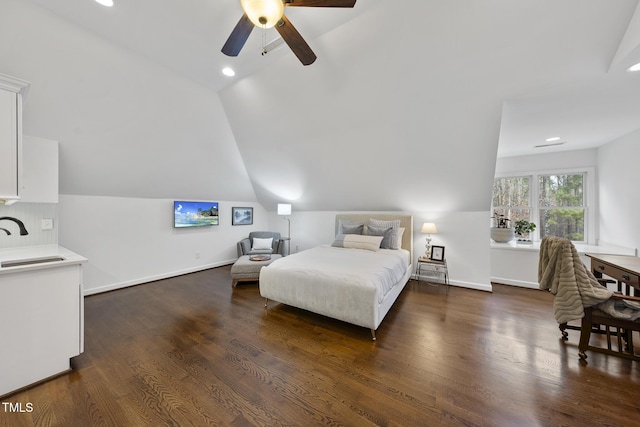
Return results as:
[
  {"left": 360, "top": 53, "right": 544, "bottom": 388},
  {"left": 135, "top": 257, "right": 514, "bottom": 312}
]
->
[{"left": 415, "top": 257, "right": 450, "bottom": 294}]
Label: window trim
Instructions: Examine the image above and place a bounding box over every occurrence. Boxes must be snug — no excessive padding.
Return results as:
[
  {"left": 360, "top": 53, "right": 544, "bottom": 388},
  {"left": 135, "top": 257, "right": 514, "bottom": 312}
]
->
[{"left": 493, "top": 167, "right": 595, "bottom": 244}]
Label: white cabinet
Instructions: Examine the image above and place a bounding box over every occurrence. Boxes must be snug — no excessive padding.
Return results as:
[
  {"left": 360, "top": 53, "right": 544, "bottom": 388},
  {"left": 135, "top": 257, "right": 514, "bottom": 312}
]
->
[
  {"left": 0, "top": 73, "right": 30, "bottom": 204},
  {"left": 21, "top": 136, "right": 59, "bottom": 203},
  {"left": 0, "top": 261, "right": 84, "bottom": 397},
  {"left": 0, "top": 89, "right": 19, "bottom": 201}
]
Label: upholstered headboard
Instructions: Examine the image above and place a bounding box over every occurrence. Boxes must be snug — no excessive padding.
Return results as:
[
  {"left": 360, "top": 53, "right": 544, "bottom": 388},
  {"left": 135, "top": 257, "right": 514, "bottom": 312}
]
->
[{"left": 335, "top": 213, "right": 414, "bottom": 261}]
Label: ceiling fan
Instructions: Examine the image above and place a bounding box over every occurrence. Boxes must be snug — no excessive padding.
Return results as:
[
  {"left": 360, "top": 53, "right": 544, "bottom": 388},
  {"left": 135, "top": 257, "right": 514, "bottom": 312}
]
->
[{"left": 222, "top": 0, "right": 357, "bottom": 66}]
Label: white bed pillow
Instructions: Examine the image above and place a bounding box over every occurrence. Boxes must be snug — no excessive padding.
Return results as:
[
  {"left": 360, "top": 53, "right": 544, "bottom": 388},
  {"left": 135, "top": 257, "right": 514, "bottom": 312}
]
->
[
  {"left": 252, "top": 237, "right": 273, "bottom": 250},
  {"left": 332, "top": 234, "right": 384, "bottom": 251},
  {"left": 395, "top": 227, "right": 405, "bottom": 249}
]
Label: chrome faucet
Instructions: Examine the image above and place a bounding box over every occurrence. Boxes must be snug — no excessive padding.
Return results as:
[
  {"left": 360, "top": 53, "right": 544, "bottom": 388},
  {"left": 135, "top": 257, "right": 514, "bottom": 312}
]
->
[{"left": 0, "top": 217, "right": 29, "bottom": 235}]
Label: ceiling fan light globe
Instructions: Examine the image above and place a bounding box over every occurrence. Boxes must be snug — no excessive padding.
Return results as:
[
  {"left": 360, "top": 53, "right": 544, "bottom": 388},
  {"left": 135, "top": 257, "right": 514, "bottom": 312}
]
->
[{"left": 241, "top": 0, "right": 284, "bottom": 28}]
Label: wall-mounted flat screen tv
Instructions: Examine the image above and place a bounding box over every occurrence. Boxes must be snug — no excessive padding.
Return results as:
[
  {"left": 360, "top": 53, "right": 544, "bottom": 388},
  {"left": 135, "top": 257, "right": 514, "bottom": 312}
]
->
[{"left": 174, "top": 201, "right": 219, "bottom": 228}]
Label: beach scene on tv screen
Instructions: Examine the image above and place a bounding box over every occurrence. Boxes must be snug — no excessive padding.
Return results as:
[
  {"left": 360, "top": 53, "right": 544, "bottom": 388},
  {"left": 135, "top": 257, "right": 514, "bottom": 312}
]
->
[{"left": 174, "top": 201, "right": 219, "bottom": 227}]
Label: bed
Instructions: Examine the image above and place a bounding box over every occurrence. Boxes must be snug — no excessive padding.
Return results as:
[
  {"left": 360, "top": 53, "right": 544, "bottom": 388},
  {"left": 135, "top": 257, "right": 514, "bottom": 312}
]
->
[{"left": 259, "top": 213, "right": 413, "bottom": 340}]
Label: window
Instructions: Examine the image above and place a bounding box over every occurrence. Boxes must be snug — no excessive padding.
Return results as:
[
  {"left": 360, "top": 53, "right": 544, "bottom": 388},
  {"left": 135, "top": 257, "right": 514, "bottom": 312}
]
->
[
  {"left": 492, "top": 170, "right": 591, "bottom": 243},
  {"left": 538, "top": 174, "right": 585, "bottom": 241},
  {"left": 492, "top": 176, "right": 531, "bottom": 228}
]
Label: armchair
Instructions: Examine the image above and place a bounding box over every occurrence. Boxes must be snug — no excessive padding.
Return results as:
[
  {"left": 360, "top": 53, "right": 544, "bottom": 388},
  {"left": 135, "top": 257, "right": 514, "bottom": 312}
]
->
[{"left": 237, "top": 231, "right": 285, "bottom": 258}]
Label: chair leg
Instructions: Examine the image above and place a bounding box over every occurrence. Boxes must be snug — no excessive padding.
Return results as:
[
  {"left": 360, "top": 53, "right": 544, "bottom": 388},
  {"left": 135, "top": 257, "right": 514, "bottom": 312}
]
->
[
  {"left": 559, "top": 322, "right": 569, "bottom": 340},
  {"left": 578, "top": 309, "right": 594, "bottom": 360}
]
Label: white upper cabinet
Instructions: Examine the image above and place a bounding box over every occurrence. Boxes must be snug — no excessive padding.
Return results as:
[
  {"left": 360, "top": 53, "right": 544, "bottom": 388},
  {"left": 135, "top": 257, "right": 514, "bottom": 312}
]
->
[
  {"left": 0, "top": 88, "right": 19, "bottom": 201},
  {"left": 0, "top": 73, "right": 30, "bottom": 204},
  {"left": 21, "top": 136, "right": 59, "bottom": 203}
]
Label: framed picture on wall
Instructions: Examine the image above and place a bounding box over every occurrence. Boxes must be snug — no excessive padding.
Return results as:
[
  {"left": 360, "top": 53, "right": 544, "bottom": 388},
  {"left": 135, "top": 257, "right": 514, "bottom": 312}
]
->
[
  {"left": 232, "top": 207, "right": 253, "bottom": 225},
  {"left": 430, "top": 245, "right": 445, "bottom": 261}
]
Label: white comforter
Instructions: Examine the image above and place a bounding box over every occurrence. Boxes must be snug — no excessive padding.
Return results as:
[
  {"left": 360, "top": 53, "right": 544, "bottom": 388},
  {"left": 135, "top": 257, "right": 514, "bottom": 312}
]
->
[{"left": 259, "top": 245, "right": 410, "bottom": 329}]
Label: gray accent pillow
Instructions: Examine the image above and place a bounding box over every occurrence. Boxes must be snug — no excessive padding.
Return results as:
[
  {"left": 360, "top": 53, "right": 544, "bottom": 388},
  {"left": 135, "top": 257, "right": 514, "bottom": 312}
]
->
[
  {"left": 369, "top": 218, "right": 401, "bottom": 249},
  {"left": 365, "top": 225, "right": 393, "bottom": 249},
  {"left": 338, "top": 220, "right": 364, "bottom": 235}
]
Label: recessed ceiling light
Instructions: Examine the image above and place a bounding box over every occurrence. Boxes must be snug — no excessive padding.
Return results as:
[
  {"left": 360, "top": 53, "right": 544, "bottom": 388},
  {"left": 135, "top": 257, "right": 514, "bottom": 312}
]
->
[
  {"left": 627, "top": 62, "right": 640, "bottom": 72},
  {"left": 222, "top": 67, "right": 235, "bottom": 77},
  {"left": 545, "top": 136, "right": 561, "bottom": 142},
  {"left": 94, "top": 0, "right": 114, "bottom": 7},
  {"left": 535, "top": 141, "right": 566, "bottom": 148}
]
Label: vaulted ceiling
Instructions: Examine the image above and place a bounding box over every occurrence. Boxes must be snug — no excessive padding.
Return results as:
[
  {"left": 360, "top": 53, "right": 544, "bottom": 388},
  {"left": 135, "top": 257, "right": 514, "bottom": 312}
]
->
[
  {"left": 3, "top": 0, "right": 639, "bottom": 212},
  {"left": 28, "top": 0, "right": 640, "bottom": 158}
]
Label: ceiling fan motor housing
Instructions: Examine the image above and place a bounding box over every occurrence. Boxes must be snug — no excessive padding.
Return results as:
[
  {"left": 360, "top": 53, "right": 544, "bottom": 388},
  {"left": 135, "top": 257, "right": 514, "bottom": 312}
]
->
[
  {"left": 224, "top": 0, "right": 357, "bottom": 65},
  {"left": 241, "top": 0, "right": 284, "bottom": 28}
]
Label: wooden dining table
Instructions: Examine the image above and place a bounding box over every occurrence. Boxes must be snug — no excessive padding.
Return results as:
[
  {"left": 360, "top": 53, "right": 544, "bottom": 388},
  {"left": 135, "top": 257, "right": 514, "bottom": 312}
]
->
[{"left": 586, "top": 253, "right": 640, "bottom": 295}]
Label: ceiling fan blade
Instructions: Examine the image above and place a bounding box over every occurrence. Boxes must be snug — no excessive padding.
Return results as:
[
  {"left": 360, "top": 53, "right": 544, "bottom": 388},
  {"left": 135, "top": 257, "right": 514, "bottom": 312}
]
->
[
  {"left": 284, "top": 0, "right": 356, "bottom": 7},
  {"left": 221, "top": 14, "right": 254, "bottom": 57},
  {"left": 275, "top": 15, "right": 317, "bottom": 66}
]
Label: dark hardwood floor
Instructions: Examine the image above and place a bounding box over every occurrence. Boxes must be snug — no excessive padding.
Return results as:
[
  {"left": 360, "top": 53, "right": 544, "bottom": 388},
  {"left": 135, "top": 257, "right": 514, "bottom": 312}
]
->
[{"left": 2, "top": 265, "right": 639, "bottom": 426}]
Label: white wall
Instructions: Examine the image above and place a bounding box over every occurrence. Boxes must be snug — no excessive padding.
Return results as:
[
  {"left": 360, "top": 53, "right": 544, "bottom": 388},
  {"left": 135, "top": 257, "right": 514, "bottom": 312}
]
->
[
  {"left": 491, "top": 242, "right": 636, "bottom": 288},
  {"left": 58, "top": 195, "right": 268, "bottom": 295},
  {"left": 598, "top": 128, "right": 640, "bottom": 251},
  {"left": 0, "top": 0, "right": 255, "bottom": 202},
  {"left": 269, "top": 210, "right": 493, "bottom": 292}
]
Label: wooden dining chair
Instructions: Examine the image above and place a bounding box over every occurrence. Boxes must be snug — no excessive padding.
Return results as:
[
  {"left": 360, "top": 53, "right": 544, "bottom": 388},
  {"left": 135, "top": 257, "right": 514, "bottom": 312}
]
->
[
  {"left": 538, "top": 236, "right": 640, "bottom": 362},
  {"left": 577, "top": 294, "right": 640, "bottom": 361}
]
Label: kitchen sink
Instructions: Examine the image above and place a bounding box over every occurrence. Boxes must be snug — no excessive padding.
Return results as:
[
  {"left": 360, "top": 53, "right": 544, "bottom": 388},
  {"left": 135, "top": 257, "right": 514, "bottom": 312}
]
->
[{"left": 1, "top": 256, "right": 66, "bottom": 268}]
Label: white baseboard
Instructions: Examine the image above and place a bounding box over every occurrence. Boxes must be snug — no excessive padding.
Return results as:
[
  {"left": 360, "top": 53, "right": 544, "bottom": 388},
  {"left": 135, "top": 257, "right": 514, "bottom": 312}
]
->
[
  {"left": 490, "top": 277, "right": 538, "bottom": 289},
  {"left": 83, "top": 259, "right": 236, "bottom": 296},
  {"left": 414, "top": 275, "right": 493, "bottom": 292},
  {"left": 451, "top": 280, "right": 493, "bottom": 292}
]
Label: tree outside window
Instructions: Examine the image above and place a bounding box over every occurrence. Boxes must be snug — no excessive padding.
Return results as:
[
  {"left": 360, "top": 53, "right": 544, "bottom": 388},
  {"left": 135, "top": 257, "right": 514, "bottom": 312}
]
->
[
  {"left": 538, "top": 174, "right": 585, "bottom": 241},
  {"left": 492, "top": 172, "right": 587, "bottom": 242},
  {"left": 492, "top": 176, "right": 531, "bottom": 226}
]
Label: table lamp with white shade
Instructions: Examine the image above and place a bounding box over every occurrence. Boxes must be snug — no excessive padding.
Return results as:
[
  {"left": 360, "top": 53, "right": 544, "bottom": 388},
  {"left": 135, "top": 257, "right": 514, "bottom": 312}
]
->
[{"left": 421, "top": 222, "right": 438, "bottom": 258}]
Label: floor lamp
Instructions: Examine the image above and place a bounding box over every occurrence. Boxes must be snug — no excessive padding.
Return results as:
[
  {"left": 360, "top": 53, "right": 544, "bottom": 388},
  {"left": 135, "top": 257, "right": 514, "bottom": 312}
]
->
[{"left": 277, "top": 203, "right": 291, "bottom": 255}]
